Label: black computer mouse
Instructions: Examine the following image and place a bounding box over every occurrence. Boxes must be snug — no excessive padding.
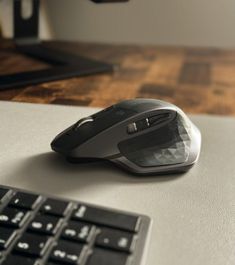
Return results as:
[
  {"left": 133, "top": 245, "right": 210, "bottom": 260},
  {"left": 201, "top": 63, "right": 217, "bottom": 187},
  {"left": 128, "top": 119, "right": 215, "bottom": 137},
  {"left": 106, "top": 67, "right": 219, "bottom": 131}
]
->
[{"left": 51, "top": 98, "right": 201, "bottom": 175}]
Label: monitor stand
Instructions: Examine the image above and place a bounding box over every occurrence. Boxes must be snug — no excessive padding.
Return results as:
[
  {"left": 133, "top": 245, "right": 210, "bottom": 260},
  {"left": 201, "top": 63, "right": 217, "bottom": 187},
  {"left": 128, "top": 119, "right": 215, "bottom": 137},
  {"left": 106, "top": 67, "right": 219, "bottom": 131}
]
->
[{"left": 0, "top": 0, "right": 113, "bottom": 91}]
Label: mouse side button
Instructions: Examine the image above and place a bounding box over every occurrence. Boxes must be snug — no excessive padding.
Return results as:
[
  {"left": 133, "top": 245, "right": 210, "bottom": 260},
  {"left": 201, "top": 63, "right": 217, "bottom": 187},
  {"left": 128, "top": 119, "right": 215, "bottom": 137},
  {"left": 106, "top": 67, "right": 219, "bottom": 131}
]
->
[
  {"left": 127, "top": 123, "right": 137, "bottom": 134},
  {"left": 127, "top": 119, "right": 149, "bottom": 134}
]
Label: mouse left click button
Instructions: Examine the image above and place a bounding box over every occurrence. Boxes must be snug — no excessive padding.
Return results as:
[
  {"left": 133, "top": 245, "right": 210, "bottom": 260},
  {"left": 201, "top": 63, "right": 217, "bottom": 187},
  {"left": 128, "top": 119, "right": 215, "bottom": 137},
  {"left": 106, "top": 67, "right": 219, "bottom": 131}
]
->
[{"left": 74, "top": 117, "right": 94, "bottom": 130}]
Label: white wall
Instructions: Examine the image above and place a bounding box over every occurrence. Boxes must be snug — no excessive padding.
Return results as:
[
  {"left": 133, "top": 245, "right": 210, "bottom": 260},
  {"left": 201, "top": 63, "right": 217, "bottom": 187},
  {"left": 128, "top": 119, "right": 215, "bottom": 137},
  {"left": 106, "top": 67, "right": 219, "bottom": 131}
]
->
[
  {"left": 45, "top": 0, "right": 235, "bottom": 48},
  {"left": 1, "top": 0, "right": 235, "bottom": 48}
]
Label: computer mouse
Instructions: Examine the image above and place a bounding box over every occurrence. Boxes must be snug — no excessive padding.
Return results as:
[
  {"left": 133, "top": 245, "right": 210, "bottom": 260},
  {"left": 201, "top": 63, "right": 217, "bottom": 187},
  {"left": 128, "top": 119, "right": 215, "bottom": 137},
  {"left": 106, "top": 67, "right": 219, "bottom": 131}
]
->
[{"left": 51, "top": 98, "right": 201, "bottom": 175}]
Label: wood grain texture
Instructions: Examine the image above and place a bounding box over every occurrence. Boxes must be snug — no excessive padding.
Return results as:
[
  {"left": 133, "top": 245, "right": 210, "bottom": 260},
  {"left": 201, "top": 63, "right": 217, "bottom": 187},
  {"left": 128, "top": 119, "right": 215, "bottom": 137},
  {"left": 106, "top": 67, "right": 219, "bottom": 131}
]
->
[{"left": 1, "top": 40, "right": 235, "bottom": 116}]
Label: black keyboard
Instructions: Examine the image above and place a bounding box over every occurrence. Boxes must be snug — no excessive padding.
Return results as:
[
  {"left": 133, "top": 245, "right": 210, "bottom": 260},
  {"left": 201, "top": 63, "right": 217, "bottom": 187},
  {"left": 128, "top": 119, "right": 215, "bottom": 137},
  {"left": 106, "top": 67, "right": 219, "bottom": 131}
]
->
[{"left": 0, "top": 185, "right": 151, "bottom": 265}]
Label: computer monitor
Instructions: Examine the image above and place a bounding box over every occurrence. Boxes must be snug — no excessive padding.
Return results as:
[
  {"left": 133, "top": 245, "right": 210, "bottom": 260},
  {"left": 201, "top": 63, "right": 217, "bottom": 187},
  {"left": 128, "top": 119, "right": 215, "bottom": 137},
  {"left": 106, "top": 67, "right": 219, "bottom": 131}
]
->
[{"left": 0, "top": 0, "right": 128, "bottom": 91}]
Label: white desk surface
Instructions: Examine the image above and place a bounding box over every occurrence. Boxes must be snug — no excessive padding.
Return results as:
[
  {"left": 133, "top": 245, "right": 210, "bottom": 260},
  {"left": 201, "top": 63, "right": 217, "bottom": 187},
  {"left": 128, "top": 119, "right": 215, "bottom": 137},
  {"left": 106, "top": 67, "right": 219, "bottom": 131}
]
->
[{"left": 0, "top": 100, "right": 235, "bottom": 265}]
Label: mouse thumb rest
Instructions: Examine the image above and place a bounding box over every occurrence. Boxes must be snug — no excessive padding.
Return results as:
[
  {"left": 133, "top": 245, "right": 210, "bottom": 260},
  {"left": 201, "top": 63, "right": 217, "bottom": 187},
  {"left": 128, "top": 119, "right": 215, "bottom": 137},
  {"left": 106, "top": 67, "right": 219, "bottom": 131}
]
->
[
  {"left": 110, "top": 122, "right": 201, "bottom": 175},
  {"left": 100, "top": 113, "right": 201, "bottom": 175}
]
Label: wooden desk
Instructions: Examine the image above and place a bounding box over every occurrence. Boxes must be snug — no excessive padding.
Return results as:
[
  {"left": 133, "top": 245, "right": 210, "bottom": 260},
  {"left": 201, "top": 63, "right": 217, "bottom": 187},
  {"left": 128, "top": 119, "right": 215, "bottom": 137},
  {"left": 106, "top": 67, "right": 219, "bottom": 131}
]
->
[{"left": 1, "top": 40, "right": 235, "bottom": 115}]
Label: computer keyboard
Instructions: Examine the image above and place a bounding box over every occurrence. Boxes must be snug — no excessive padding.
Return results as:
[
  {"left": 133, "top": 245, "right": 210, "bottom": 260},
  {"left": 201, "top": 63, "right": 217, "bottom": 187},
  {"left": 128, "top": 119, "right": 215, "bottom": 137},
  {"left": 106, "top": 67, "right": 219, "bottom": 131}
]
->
[{"left": 0, "top": 185, "right": 151, "bottom": 265}]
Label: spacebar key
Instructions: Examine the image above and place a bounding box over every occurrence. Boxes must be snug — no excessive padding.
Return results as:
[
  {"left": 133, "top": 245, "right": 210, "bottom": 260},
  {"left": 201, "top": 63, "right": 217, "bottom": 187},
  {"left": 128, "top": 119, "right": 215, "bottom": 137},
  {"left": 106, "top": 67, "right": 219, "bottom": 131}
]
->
[{"left": 72, "top": 205, "right": 140, "bottom": 232}]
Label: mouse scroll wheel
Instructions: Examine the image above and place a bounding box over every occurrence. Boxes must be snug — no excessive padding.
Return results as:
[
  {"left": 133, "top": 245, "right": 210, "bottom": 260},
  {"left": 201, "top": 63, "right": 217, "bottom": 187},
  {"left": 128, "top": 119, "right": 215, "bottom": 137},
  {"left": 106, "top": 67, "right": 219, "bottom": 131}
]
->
[
  {"left": 148, "top": 113, "right": 171, "bottom": 126},
  {"left": 74, "top": 117, "right": 94, "bottom": 130}
]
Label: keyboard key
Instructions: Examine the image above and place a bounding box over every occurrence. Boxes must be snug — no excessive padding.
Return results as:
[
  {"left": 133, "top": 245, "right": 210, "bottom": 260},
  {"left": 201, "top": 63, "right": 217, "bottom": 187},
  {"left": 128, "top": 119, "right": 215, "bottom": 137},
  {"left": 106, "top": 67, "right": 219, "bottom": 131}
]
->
[
  {"left": 95, "top": 228, "right": 134, "bottom": 253},
  {"left": 2, "top": 255, "right": 37, "bottom": 265},
  {"left": 61, "top": 221, "right": 94, "bottom": 243},
  {"left": 0, "top": 188, "right": 10, "bottom": 202},
  {"left": 14, "top": 233, "right": 50, "bottom": 257},
  {"left": 0, "top": 207, "right": 30, "bottom": 228},
  {"left": 49, "top": 240, "right": 85, "bottom": 264},
  {"left": 28, "top": 215, "right": 61, "bottom": 235},
  {"left": 86, "top": 248, "right": 128, "bottom": 265},
  {"left": 72, "top": 205, "right": 140, "bottom": 232},
  {"left": 40, "top": 199, "right": 70, "bottom": 217},
  {"left": 9, "top": 192, "right": 40, "bottom": 210},
  {"left": 0, "top": 227, "right": 17, "bottom": 250}
]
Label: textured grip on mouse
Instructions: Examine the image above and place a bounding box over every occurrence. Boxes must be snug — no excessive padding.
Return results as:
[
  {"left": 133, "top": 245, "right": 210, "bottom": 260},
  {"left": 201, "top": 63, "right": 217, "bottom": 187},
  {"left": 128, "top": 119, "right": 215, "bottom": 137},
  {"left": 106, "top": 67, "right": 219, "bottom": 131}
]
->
[{"left": 118, "top": 114, "right": 191, "bottom": 167}]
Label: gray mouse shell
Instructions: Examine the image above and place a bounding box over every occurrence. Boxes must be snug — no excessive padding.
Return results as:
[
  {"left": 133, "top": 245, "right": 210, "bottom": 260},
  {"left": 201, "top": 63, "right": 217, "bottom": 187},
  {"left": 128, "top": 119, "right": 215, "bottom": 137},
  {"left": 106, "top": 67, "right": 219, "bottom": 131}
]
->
[{"left": 51, "top": 99, "right": 201, "bottom": 175}]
